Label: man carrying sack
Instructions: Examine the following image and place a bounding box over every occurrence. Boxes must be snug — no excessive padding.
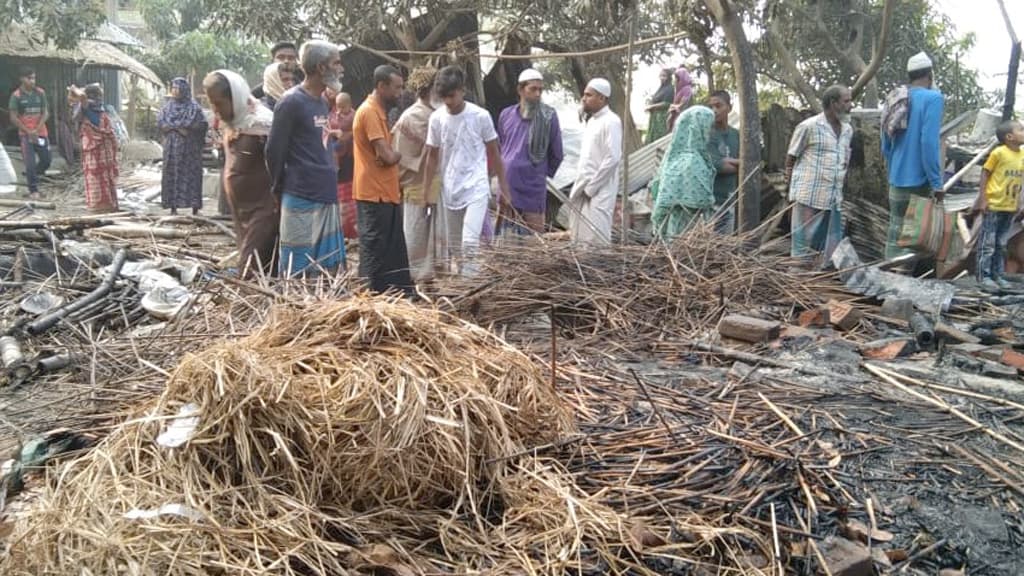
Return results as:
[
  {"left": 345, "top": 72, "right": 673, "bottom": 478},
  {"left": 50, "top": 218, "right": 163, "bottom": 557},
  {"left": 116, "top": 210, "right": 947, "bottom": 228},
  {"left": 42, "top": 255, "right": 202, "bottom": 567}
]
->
[{"left": 882, "top": 52, "right": 945, "bottom": 261}]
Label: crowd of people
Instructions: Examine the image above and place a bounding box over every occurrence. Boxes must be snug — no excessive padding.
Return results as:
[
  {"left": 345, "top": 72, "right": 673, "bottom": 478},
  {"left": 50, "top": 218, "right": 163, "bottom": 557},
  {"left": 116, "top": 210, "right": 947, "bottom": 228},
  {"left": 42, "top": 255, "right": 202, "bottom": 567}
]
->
[
  {"left": 8, "top": 42, "right": 1022, "bottom": 292},
  {"left": 193, "top": 40, "right": 628, "bottom": 294}
]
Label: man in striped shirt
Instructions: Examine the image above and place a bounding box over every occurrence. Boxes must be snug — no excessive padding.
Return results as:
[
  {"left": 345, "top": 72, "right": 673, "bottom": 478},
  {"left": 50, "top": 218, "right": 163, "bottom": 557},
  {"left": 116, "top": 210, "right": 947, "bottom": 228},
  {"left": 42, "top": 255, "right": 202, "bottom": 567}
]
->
[{"left": 785, "top": 85, "right": 853, "bottom": 266}]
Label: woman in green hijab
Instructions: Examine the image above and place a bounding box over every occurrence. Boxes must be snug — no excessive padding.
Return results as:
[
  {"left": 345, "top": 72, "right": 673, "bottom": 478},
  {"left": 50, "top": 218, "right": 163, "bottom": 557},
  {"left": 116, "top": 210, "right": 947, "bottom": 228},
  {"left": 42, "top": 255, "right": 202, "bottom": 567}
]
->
[{"left": 650, "top": 105, "right": 716, "bottom": 239}]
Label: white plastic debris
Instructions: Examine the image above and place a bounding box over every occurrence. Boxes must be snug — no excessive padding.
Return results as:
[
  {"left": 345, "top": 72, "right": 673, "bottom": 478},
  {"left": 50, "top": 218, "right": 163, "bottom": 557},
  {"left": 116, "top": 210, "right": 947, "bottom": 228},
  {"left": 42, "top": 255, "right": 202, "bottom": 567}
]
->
[
  {"left": 155, "top": 403, "right": 200, "bottom": 448},
  {"left": 141, "top": 284, "right": 192, "bottom": 320},
  {"left": 124, "top": 503, "right": 204, "bottom": 522}
]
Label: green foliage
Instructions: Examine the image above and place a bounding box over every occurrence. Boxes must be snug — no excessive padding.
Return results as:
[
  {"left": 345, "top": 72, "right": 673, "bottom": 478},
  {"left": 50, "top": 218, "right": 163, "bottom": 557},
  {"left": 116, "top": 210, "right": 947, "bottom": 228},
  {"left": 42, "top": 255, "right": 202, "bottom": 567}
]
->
[
  {"left": 135, "top": 0, "right": 208, "bottom": 41},
  {"left": 873, "top": 0, "right": 984, "bottom": 110},
  {"left": 757, "top": 0, "right": 987, "bottom": 111},
  {"left": 1, "top": 0, "right": 105, "bottom": 49},
  {"left": 139, "top": 30, "right": 265, "bottom": 84}
]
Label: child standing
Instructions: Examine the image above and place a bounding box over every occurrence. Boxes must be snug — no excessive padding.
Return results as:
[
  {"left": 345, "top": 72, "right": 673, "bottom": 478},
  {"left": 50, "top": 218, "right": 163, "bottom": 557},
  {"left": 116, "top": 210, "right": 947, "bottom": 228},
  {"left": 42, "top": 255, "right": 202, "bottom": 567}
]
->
[{"left": 974, "top": 120, "right": 1024, "bottom": 290}]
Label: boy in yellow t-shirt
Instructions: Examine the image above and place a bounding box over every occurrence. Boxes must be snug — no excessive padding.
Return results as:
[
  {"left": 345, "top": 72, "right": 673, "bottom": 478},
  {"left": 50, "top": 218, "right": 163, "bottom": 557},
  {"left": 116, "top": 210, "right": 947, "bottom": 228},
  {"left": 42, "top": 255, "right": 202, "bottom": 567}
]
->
[{"left": 973, "top": 120, "right": 1024, "bottom": 289}]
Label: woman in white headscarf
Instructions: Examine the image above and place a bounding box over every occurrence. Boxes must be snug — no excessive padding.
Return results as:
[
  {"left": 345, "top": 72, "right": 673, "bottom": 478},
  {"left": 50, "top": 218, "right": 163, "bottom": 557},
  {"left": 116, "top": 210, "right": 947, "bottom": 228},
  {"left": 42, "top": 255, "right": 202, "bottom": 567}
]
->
[
  {"left": 261, "top": 62, "right": 294, "bottom": 110},
  {"left": 203, "top": 69, "right": 279, "bottom": 276}
]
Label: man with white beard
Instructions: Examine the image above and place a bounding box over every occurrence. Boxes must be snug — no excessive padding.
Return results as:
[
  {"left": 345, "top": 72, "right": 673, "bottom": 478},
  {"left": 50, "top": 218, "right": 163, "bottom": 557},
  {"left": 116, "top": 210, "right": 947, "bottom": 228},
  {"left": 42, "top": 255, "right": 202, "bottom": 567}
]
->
[
  {"left": 266, "top": 40, "right": 347, "bottom": 277},
  {"left": 784, "top": 84, "right": 853, "bottom": 266}
]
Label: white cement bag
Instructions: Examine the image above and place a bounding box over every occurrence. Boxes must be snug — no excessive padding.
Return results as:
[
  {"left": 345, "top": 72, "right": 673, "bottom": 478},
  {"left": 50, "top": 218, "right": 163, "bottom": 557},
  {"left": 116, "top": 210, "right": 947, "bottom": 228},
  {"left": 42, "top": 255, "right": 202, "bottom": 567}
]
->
[{"left": 0, "top": 146, "right": 16, "bottom": 191}]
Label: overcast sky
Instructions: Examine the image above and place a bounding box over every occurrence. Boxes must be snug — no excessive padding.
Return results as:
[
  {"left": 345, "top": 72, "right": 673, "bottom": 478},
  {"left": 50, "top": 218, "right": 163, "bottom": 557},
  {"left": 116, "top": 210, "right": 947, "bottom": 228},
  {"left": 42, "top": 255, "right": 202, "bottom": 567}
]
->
[{"left": 936, "top": 0, "right": 1022, "bottom": 92}]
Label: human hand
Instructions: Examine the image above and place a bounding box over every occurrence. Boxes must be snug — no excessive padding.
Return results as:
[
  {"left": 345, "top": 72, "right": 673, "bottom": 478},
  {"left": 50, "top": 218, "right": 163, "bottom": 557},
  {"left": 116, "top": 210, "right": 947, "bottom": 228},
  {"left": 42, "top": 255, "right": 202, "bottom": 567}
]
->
[{"left": 932, "top": 189, "right": 945, "bottom": 203}]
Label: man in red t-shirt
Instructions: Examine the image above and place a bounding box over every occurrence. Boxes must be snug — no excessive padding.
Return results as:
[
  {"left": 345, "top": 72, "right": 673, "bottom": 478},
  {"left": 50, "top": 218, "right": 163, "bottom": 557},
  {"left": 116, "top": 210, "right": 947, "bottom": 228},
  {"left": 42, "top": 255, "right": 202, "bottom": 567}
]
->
[{"left": 8, "top": 67, "right": 52, "bottom": 197}]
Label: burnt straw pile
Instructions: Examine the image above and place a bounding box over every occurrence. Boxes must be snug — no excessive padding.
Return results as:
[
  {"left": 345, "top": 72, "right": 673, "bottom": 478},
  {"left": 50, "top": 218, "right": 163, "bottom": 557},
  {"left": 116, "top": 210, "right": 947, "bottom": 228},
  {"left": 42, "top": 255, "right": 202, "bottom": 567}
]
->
[
  {"left": 437, "top": 229, "right": 837, "bottom": 345},
  {"left": 2, "top": 296, "right": 762, "bottom": 574}
]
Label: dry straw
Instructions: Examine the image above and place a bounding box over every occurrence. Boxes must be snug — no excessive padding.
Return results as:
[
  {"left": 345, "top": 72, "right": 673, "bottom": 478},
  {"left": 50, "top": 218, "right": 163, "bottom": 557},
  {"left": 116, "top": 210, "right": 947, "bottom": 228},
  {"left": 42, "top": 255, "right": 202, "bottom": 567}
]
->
[{"left": 1, "top": 296, "right": 586, "bottom": 574}]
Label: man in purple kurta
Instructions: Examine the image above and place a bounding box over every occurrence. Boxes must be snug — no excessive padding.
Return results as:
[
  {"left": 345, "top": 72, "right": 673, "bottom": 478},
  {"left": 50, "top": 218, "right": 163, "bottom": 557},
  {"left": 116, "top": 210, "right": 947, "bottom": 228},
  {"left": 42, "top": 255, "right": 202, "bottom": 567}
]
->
[{"left": 498, "top": 68, "right": 564, "bottom": 234}]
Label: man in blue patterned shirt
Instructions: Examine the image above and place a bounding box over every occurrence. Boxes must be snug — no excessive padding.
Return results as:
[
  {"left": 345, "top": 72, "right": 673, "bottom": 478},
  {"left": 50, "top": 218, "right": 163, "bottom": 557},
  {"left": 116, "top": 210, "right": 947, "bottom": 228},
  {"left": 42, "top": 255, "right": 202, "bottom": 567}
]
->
[{"left": 785, "top": 85, "right": 853, "bottom": 266}]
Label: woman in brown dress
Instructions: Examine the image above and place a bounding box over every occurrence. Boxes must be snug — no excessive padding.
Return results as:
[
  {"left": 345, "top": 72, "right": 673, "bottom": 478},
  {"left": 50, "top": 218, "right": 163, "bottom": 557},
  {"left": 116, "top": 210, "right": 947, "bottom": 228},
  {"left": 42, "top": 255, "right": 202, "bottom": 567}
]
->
[{"left": 202, "top": 70, "right": 279, "bottom": 277}]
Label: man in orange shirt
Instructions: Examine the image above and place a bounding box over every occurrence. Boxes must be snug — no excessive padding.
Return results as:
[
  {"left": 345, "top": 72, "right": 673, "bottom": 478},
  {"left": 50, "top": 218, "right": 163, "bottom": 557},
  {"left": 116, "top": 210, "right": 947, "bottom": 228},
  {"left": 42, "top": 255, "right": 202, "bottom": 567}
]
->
[{"left": 353, "top": 65, "right": 414, "bottom": 295}]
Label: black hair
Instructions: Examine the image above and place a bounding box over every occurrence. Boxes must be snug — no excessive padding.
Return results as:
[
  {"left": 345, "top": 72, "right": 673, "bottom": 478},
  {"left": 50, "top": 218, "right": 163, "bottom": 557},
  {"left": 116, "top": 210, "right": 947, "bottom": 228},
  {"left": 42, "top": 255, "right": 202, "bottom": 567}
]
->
[
  {"left": 434, "top": 65, "right": 465, "bottom": 97},
  {"left": 84, "top": 83, "right": 103, "bottom": 99},
  {"left": 271, "top": 42, "right": 297, "bottom": 57},
  {"left": 908, "top": 68, "right": 932, "bottom": 82},
  {"left": 821, "top": 85, "right": 848, "bottom": 110},
  {"left": 709, "top": 90, "right": 731, "bottom": 106},
  {"left": 374, "top": 65, "right": 401, "bottom": 87},
  {"left": 996, "top": 120, "right": 1020, "bottom": 145},
  {"left": 19, "top": 66, "right": 35, "bottom": 79}
]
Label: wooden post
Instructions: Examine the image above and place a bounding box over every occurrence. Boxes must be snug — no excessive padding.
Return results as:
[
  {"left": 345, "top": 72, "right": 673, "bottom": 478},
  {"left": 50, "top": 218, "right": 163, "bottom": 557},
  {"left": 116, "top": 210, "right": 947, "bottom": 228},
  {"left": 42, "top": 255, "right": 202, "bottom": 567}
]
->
[
  {"left": 1002, "top": 41, "right": 1021, "bottom": 122},
  {"left": 127, "top": 75, "right": 138, "bottom": 139},
  {"left": 620, "top": 8, "right": 637, "bottom": 245},
  {"left": 995, "top": 0, "right": 1021, "bottom": 121}
]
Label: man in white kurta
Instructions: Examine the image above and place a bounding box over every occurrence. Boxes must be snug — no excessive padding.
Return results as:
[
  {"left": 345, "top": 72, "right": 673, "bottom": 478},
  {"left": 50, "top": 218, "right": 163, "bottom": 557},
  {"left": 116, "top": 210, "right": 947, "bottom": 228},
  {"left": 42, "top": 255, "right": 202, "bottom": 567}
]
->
[{"left": 569, "top": 78, "right": 623, "bottom": 246}]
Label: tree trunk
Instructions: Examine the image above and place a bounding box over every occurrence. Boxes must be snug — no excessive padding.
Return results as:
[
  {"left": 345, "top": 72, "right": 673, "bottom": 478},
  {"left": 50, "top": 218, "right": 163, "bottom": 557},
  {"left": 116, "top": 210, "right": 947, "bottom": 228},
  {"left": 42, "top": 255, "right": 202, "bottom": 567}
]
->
[
  {"left": 766, "top": 23, "right": 820, "bottom": 111},
  {"left": 851, "top": 0, "right": 896, "bottom": 101},
  {"left": 705, "top": 0, "right": 762, "bottom": 232}
]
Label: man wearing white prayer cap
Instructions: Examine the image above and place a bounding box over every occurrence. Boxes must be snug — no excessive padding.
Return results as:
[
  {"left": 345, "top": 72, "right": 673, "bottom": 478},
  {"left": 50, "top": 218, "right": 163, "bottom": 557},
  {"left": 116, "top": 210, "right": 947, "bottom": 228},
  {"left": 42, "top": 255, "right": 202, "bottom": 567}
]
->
[
  {"left": 881, "top": 50, "right": 945, "bottom": 261},
  {"left": 568, "top": 78, "right": 622, "bottom": 246},
  {"left": 497, "top": 67, "right": 564, "bottom": 234}
]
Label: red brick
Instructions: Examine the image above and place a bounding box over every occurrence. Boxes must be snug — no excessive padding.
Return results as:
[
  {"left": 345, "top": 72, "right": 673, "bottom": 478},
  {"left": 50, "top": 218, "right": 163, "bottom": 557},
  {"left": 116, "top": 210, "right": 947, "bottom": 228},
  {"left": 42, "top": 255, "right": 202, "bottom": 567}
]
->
[
  {"left": 798, "top": 306, "right": 830, "bottom": 327},
  {"left": 1001, "top": 348, "right": 1024, "bottom": 371},
  {"left": 827, "top": 300, "right": 863, "bottom": 331}
]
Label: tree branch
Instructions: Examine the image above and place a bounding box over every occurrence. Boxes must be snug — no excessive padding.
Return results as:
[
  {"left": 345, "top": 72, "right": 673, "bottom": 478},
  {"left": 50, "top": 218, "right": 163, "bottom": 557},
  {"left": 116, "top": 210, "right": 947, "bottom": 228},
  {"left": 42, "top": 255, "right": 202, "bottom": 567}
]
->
[
  {"left": 417, "top": 11, "right": 460, "bottom": 51},
  {"left": 765, "top": 21, "right": 821, "bottom": 111},
  {"left": 851, "top": 0, "right": 895, "bottom": 99}
]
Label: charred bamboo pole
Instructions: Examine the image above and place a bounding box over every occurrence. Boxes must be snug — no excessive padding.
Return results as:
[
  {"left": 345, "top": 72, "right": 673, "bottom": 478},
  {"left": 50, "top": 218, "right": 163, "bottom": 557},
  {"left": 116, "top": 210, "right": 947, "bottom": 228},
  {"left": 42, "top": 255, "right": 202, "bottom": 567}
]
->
[
  {"left": 909, "top": 313, "right": 935, "bottom": 349},
  {"left": 35, "top": 354, "right": 78, "bottom": 374},
  {"left": 26, "top": 249, "right": 128, "bottom": 336}
]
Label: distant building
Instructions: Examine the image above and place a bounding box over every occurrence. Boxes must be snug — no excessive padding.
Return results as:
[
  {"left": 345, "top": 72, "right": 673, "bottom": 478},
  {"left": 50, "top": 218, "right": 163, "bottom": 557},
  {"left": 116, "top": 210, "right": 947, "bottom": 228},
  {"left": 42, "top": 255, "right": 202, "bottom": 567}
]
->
[{"left": 0, "top": 22, "right": 161, "bottom": 156}]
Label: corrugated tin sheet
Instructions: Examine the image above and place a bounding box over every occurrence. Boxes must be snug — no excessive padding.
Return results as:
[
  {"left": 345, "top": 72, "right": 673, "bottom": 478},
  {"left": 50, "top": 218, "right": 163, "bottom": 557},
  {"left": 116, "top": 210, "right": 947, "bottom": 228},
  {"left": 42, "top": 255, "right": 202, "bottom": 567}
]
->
[
  {"left": 546, "top": 130, "right": 672, "bottom": 195},
  {"left": 624, "top": 133, "right": 672, "bottom": 194}
]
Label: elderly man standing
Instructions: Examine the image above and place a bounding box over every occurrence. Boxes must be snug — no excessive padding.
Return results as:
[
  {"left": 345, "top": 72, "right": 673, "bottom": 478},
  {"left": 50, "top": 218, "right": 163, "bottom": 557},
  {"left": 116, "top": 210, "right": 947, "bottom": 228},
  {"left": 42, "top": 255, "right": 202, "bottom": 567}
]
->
[
  {"left": 265, "top": 40, "right": 346, "bottom": 277},
  {"left": 497, "top": 68, "right": 564, "bottom": 234},
  {"left": 353, "top": 65, "right": 414, "bottom": 296},
  {"left": 882, "top": 52, "right": 946, "bottom": 260},
  {"left": 785, "top": 85, "right": 854, "bottom": 265},
  {"left": 569, "top": 78, "right": 622, "bottom": 246}
]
